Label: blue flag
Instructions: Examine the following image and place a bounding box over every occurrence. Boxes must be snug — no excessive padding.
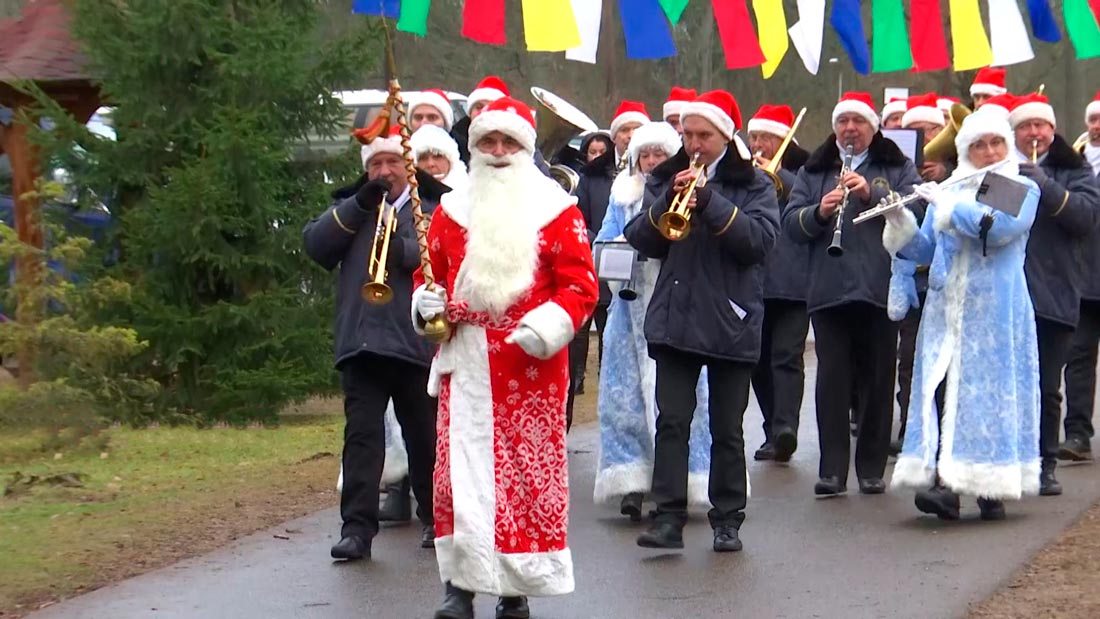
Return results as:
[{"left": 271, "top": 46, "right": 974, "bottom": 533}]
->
[
  {"left": 352, "top": 0, "right": 401, "bottom": 17},
  {"left": 619, "top": 0, "right": 677, "bottom": 59},
  {"left": 830, "top": 0, "right": 870, "bottom": 75},
  {"left": 1025, "top": 0, "right": 1062, "bottom": 42}
]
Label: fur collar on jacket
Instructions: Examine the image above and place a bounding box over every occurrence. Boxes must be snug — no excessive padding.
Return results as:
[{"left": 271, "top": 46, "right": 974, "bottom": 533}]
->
[
  {"left": 331, "top": 170, "right": 450, "bottom": 203},
  {"left": 804, "top": 133, "right": 908, "bottom": 173},
  {"left": 649, "top": 146, "right": 756, "bottom": 186}
]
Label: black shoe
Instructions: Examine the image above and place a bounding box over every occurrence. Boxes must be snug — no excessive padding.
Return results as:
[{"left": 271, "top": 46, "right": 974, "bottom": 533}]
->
[
  {"left": 1058, "top": 435, "right": 1093, "bottom": 462},
  {"left": 434, "top": 583, "right": 475, "bottom": 619},
  {"left": 753, "top": 442, "right": 776, "bottom": 461},
  {"left": 712, "top": 525, "right": 743, "bottom": 552},
  {"left": 330, "top": 535, "right": 370, "bottom": 560},
  {"left": 977, "top": 498, "right": 1006, "bottom": 521},
  {"left": 773, "top": 429, "right": 797, "bottom": 463},
  {"left": 496, "top": 596, "right": 530, "bottom": 619},
  {"left": 573, "top": 378, "right": 585, "bottom": 395},
  {"left": 620, "top": 492, "right": 643, "bottom": 522},
  {"left": 888, "top": 439, "right": 903, "bottom": 457},
  {"left": 1040, "top": 468, "right": 1063, "bottom": 496},
  {"left": 636, "top": 521, "right": 684, "bottom": 549},
  {"left": 421, "top": 523, "right": 436, "bottom": 549},
  {"left": 858, "top": 477, "right": 886, "bottom": 495},
  {"left": 914, "top": 486, "right": 960, "bottom": 520},
  {"left": 814, "top": 476, "right": 846, "bottom": 497},
  {"left": 379, "top": 478, "right": 412, "bottom": 522}
]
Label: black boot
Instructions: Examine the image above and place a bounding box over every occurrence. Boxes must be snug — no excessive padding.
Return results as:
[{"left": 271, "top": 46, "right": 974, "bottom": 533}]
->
[
  {"left": 773, "top": 428, "right": 798, "bottom": 463},
  {"left": 977, "top": 498, "right": 1006, "bottom": 521},
  {"left": 1058, "top": 435, "right": 1093, "bottom": 462},
  {"left": 814, "top": 476, "right": 846, "bottom": 497},
  {"left": 753, "top": 442, "right": 776, "bottom": 461},
  {"left": 636, "top": 521, "right": 684, "bottom": 549},
  {"left": 434, "top": 582, "right": 475, "bottom": 619},
  {"left": 914, "top": 485, "right": 960, "bottom": 520},
  {"left": 619, "top": 492, "right": 643, "bottom": 522},
  {"left": 1040, "top": 464, "right": 1063, "bottom": 496},
  {"left": 330, "top": 535, "right": 370, "bottom": 560},
  {"left": 495, "top": 596, "right": 530, "bottom": 619},
  {"left": 379, "top": 477, "right": 412, "bottom": 522}
]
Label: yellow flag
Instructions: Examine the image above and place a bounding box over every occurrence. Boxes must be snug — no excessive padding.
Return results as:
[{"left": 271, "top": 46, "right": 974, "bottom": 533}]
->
[
  {"left": 753, "top": 0, "right": 789, "bottom": 79},
  {"left": 948, "top": 0, "right": 993, "bottom": 70},
  {"left": 522, "top": 0, "right": 583, "bottom": 52}
]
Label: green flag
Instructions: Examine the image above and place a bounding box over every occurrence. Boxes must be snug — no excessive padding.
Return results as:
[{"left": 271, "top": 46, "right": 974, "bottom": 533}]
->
[
  {"left": 396, "top": 0, "right": 431, "bottom": 36},
  {"left": 872, "top": 0, "right": 913, "bottom": 72},
  {"left": 1065, "top": 0, "right": 1100, "bottom": 59},
  {"left": 659, "top": 0, "right": 690, "bottom": 25}
]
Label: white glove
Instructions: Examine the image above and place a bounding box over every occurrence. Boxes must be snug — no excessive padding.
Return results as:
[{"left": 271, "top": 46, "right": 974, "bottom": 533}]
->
[
  {"left": 415, "top": 288, "right": 447, "bottom": 321},
  {"left": 913, "top": 181, "right": 941, "bottom": 204},
  {"left": 883, "top": 205, "right": 909, "bottom": 227},
  {"left": 505, "top": 326, "right": 548, "bottom": 359}
]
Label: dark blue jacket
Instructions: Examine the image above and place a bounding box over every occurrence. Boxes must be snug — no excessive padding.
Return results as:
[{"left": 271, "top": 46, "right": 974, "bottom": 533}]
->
[
  {"left": 302, "top": 172, "right": 447, "bottom": 369},
  {"left": 762, "top": 144, "right": 811, "bottom": 302},
  {"left": 624, "top": 148, "right": 778, "bottom": 363},
  {"left": 1025, "top": 135, "right": 1100, "bottom": 325},
  {"left": 782, "top": 133, "right": 921, "bottom": 314}
]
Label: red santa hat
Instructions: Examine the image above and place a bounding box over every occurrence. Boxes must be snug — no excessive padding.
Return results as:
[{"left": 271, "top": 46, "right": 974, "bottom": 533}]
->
[
  {"left": 831, "top": 92, "right": 880, "bottom": 132},
  {"left": 663, "top": 87, "right": 697, "bottom": 120},
  {"left": 411, "top": 124, "right": 462, "bottom": 170},
  {"left": 1086, "top": 91, "right": 1100, "bottom": 123},
  {"left": 468, "top": 96, "right": 538, "bottom": 154},
  {"left": 881, "top": 97, "right": 907, "bottom": 123},
  {"left": 407, "top": 88, "right": 455, "bottom": 130},
  {"left": 1008, "top": 93, "right": 1057, "bottom": 130},
  {"left": 901, "top": 93, "right": 946, "bottom": 128},
  {"left": 609, "top": 101, "right": 651, "bottom": 138},
  {"left": 747, "top": 104, "right": 796, "bottom": 139},
  {"left": 360, "top": 125, "right": 405, "bottom": 169},
  {"left": 681, "top": 90, "right": 744, "bottom": 140},
  {"left": 970, "top": 67, "right": 1008, "bottom": 98},
  {"left": 937, "top": 96, "right": 961, "bottom": 112},
  {"left": 980, "top": 93, "right": 1017, "bottom": 117},
  {"left": 467, "top": 76, "right": 510, "bottom": 109}
]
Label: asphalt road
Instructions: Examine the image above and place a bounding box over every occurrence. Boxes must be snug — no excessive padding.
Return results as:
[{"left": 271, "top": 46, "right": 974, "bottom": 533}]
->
[{"left": 29, "top": 356, "right": 1100, "bottom": 619}]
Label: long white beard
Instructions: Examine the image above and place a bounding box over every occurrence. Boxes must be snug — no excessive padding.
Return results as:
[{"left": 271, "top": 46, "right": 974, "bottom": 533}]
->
[{"left": 453, "top": 151, "right": 542, "bottom": 317}]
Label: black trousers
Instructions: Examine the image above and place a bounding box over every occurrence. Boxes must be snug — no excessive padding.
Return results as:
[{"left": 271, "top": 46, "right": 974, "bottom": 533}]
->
[
  {"left": 339, "top": 353, "right": 437, "bottom": 540},
  {"left": 565, "top": 304, "right": 608, "bottom": 430},
  {"left": 1037, "top": 318, "right": 1074, "bottom": 468},
  {"left": 1064, "top": 300, "right": 1100, "bottom": 440},
  {"left": 650, "top": 346, "right": 752, "bottom": 530},
  {"left": 811, "top": 303, "right": 899, "bottom": 484},
  {"left": 895, "top": 291, "right": 927, "bottom": 439},
  {"left": 750, "top": 299, "right": 810, "bottom": 441}
]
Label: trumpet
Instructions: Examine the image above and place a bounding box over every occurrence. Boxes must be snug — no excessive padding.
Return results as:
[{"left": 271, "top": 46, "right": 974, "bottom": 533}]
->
[
  {"left": 361, "top": 193, "right": 396, "bottom": 305},
  {"left": 1031, "top": 139, "right": 1039, "bottom": 164},
  {"left": 759, "top": 107, "right": 807, "bottom": 197},
  {"left": 658, "top": 152, "right": 707, "bottom": 241},
  {"left": 827, "top": 144, "right": 855, "bottom": 257}
]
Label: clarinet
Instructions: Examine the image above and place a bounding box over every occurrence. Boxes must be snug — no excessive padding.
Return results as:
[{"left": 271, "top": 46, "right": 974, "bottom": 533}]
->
[{"left": 827, "top": 144, "right": 855, "bottom": 258}]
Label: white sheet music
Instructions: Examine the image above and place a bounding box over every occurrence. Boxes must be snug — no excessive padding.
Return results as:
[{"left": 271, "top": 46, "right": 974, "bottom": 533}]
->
[
  {"left": 598, "top": 248, "right": 635, "bottom": 281},
  {"left": 882, "top": 129, "right": 921, "bottom": 163}
]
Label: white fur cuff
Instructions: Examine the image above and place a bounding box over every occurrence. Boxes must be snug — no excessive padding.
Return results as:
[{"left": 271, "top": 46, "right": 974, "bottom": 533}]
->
[
  {"left": 933, "top": 194, "right": 959, "bottom": 233},
  {"left": 882, "top": 207, "right": 919, "bottom": 256},
  {"left": 519, "top": 302, "right": 575, "bottom": 358}
]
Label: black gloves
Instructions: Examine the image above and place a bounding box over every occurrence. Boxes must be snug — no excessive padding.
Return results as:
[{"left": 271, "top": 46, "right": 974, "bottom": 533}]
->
[
  {"left": 1018, "top": 162, "right": 1049, "bottom": 186},
  {"left": 355, "top": 178, "right": 392, "bottom": 211}
]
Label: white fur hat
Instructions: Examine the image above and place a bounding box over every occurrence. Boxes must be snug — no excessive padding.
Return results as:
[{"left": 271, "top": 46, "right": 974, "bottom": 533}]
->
[
  {"left": 407, "top": 89, "right": 454, "bottom": 130},
  {"left": 411, "top": 124, "right": 462, "bottom": 171},
  {"left": 955, "top": 108, "right": 1014, "bottom": 168},
  {"left": 628, "top": 122, "right": 682, "bottom": 164}
]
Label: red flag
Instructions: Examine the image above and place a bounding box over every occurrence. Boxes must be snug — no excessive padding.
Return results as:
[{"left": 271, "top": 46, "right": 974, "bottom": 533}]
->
[
  {"left": 909, "top": 0, "right": 950, "bottom": 71},
  {"left": 1090, "top": 0, "right": 1100, "bottom": 26},
  {"left": 463, "top": 0, "right": 507, "bottom": 44},
  {"left": 711, "top": 0, "right": 765, "bottom": 69}
]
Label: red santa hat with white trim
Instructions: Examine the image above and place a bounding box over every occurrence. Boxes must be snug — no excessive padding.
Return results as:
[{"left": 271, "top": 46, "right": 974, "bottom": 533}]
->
[
  {"left": 748, "top": 104, "right": 796, "bottom": 139},
  {"left": 980, "top": 93, "right": 1017, "bottom": 117},
  {"left": 1086, "top": 91, "right": 1100, "bottom": 123},
  {"left": 831, "top": 92, "right": 880, "bottom": 132},
  {"left": 663, "top": 87, "right": 697, "bottom": 121},
  {"left": 970, "top": 67, "right": 1008, "bottom": 98},
  {"left": 937, "top": 96, "right": 961, "bottom": 112},
  {"left": 609, "top": 101, "right": 650, "bottom": 137},
  {"left": 467, "top": 96, "right": 538, "bottom": 154},
  {"left": 881, "top": 97, "right": 907, "bottom": 123},
  {"left": 467, "top": 76, "right": 510, "bottom": 109},
  {"left": 901, "top": 93, "right": 946, "bottom": 128},
  {"left": 407, "top": 88, "right": 455, "bottom": 130},
  {"left": 680, "top": 89, "right": 752, "bottom": 159},
  {"left": 1008, "top": 93, "right": 1057, "bottom": 130},
  {"left": 360, "top": 125, "right": 405, "bottom": 169}
]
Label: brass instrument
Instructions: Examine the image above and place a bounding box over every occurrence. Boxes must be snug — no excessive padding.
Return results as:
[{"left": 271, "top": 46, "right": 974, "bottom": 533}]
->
[
  {"left": 1073, "top": 131, "right": 1089, "bottom": 154},
  {"left": 531, "top": 87, "right": 599, "bottom": 194},
  {"left": 658, "top": 152, "right": 707, "bottom": 241},
  {"left": 827, "top": 144, "right": 855, "bottom": 257},
  {"left": 853, "top": 160, "right": 1012, "bottom": 224},
  {"left": 924, "top": 103, "right": 971, "bottom": 162},
  {"left": 1031, "top": 139, "right": 1039, "bottom": 164},
  {"left": 760, "top": 107, "right": 808, "bottom": 196},
  {"left": 361, "top": 194, "right": 396, "bottom": 304}
]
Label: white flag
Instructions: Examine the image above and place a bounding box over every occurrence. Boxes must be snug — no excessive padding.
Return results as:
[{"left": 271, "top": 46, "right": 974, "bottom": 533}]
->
[
  {"left": 988, "top": 0, "right": 1035, "bottom": 66},
  {"left": 566, "top": 0, "right": 602, "bottom": 64},
  {"left": 788, "top": 0, "right": 825, "bottom": 74}
]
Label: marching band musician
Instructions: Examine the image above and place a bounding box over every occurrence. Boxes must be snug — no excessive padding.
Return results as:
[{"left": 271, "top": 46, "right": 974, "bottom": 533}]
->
[
  {"left": 663, "top": 86, "right": 697, "bottom": 134},
  {"left": 591, "top": 121, "right": 714, "bottom": 521},
  {"left": 885, "top": 108, "right": 1041, "bottom": 521},
  {"left": 1058, "top": 92, "right": 1100, "bottom": 463},
  {"left": 881, "top": 97, "right": 907, "bottom": 130},
  {"left": 902, "top": 93, "right": 951, "bottom": 182},
  {"left": 783, "top": 92, "right": 921, "bottom": 498},
  {"left": 407, "top": 88, "right": 455, "bottom": 133},
  {"left": 1009, "top": 93, "right": 1100, "bottom": 496},
  {"left": 969, "top": 67, "right": 1009, "bottom": 109},
  {"left": 412, "top": 97, "right": 598, "bottom": 619},
  {"left": 626, "top": 90, "right": 778, "bottom": 553},
  {"left": 303, "top": 127, "right": 448, "bottom": 561},
  {"left": 747, "top": 104, "right": 812, "bottom": 463},
  {"left": 450, "top": 75, "right": 509, "bottom": 164}
]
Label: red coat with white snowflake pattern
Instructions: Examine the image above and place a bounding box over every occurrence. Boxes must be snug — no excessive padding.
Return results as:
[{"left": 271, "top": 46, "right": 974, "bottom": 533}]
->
[{"left": 413, "top": 185, "right": 598, "bottom": 597}]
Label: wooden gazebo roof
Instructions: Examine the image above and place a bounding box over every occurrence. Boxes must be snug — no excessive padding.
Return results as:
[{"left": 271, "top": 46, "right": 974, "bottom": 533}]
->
[{"left": 0, "top": 0, "right": 96, "bottom": 105}]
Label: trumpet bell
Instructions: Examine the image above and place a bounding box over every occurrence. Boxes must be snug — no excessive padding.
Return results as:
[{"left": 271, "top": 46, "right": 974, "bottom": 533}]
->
[
  {"left": 361, "top": 282, "right": 394, "bottom": 305},
  {"left": 658, "top": 211, "right": 691, "bottom": 241},
  {"left": 923, "top": 103, "right": 971, "bottom": 162}
]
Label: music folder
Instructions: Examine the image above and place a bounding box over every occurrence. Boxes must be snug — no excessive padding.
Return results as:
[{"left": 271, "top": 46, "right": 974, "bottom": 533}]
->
[
  {"left": 881, "top": 128, "right": 924, "bottom": 167},
  {"left": 593, "top": 241, "right": 637, "bottom": 282},
  {"left": 976, "top": 173, "right": 1029, "bottom": 217}
]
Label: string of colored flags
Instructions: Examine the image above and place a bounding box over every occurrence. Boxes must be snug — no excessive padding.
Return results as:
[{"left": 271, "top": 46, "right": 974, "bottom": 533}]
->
[{"left": 351, "top": 0, "right": 1100, "bottom": 76}]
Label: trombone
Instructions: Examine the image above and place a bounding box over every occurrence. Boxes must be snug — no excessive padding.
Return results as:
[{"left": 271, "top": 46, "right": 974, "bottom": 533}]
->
[
  {"left": 361, "top": 193, "right": 396, "bottom": 305},
  {"left": 758, "top": 108, "right": 807, "bottom": 197},
  {"left": 658, "top": 152, "right": 707, "bottom": 241}
]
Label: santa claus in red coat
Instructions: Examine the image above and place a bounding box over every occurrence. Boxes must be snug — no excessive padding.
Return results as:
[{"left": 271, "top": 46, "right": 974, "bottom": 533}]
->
[{"left": 411, "top": 97, "right": 599, "bottom": 619}]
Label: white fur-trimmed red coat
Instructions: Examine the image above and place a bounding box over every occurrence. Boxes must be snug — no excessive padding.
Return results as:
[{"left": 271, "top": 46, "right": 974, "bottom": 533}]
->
[{"left": 413, "top": 185, "right": 598, "bottom": 597}]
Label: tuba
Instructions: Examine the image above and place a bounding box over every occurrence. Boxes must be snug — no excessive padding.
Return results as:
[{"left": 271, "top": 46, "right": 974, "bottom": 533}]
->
[
  {"left": 759, "top": 107, "right": 807, "bottom": 197},
  {"left": 1073, "top": 131, "right": 1089, "bottom": 154},
  {"left": 658, "top": 152, "right": 707, "bottom": 241},
  {"left": 531, "top": 87, "right": 599, "bottom": 194},
  {"left": 923, "top": 103, "right": 971, "bottom": 163}
]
